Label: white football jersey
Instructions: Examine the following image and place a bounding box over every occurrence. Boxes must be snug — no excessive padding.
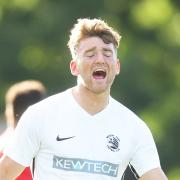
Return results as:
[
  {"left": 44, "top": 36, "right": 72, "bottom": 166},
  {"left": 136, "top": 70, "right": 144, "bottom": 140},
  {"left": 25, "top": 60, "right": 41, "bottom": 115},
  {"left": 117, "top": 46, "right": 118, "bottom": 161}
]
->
[{"left": 5, "top": 88, "right": 160, "bottom": 179}]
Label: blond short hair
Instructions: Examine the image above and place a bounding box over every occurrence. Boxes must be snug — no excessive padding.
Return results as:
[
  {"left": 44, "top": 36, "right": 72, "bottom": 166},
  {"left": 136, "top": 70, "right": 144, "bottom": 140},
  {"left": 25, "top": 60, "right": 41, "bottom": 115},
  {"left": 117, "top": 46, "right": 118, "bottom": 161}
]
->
[
  {"left": 5, "top": 80, "right": 46, "bottom": 127},
  {"left": 67, "top": 18, "right": 121, "bottom": 59}
]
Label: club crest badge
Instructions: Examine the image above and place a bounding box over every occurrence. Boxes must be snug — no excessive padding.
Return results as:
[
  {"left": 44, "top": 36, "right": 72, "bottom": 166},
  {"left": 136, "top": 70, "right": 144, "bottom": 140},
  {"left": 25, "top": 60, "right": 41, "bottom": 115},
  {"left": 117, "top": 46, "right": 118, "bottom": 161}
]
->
[{"left": 106, "top": 134, "right": 120, "bottom": 152}]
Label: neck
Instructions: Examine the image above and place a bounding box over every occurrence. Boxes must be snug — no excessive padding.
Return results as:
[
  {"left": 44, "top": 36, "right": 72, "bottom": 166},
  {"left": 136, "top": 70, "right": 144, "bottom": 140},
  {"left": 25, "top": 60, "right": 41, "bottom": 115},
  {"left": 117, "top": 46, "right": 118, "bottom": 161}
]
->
[{"left": 72, "top": 85, "right": 110, "bottom": 115}]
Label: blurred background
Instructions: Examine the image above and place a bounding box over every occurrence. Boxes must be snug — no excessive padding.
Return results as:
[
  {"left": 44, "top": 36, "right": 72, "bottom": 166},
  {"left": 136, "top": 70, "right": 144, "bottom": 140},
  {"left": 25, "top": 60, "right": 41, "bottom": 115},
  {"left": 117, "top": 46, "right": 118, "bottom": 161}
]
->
[{"left": 0, "top": 0, "right": 179, "bottom": 179}]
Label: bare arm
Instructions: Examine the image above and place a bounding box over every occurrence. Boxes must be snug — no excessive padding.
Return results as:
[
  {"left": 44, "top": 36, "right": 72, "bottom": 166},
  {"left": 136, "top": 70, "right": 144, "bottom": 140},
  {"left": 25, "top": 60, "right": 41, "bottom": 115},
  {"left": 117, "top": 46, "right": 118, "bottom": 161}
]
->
[
  {"left": 0, "top": 155, "right": 25, "bottom": 180},
  {"left": 139, "top": 167, "right": 168, "bottom": 180}
]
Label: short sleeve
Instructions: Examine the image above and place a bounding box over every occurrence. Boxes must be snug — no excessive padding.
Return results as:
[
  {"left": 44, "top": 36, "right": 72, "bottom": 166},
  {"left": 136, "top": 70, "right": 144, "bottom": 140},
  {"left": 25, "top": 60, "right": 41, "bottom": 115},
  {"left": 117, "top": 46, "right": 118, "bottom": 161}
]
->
[
  {"left": 4, "top": 106, "right": 42, "bottom": 167},
  {"left": 130, "top": 122, "right": 161, "bottom": 177}
]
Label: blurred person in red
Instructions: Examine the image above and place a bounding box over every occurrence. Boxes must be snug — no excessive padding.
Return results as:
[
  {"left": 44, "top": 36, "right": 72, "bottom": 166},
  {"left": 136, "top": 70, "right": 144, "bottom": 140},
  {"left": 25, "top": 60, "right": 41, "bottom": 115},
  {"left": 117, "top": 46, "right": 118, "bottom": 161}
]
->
[{"left": 0, "top": 80, "right": 46, "bottom": 180}]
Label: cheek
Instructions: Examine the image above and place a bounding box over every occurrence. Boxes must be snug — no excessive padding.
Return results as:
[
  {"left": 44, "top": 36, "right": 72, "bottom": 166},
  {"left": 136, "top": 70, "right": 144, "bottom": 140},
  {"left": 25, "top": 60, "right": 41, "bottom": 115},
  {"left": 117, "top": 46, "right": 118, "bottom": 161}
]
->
[
  {"left": 79, "top": 61, "right": 91, "bottom": 71},
  {"left": 77, "top": 64, "right": 88, "bottom": 76}
]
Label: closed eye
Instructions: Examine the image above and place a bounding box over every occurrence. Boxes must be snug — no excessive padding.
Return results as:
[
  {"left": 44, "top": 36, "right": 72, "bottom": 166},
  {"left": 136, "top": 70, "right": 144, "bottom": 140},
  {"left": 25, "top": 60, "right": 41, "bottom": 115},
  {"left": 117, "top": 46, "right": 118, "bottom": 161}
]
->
[
  {"left": 103, "top": 50, "right": 112, "bottom": 57},
  {"left": 85, "top": 51, "right": 95, "bottom": 58},
  {"left": 86, "top": 54, "right": 95, "bottom": 58},
  {"left": 84, "top": 47, "right": 96, "bottom": 58},
  {"left": 104, "top": 53, "right": 111, "bottom": 57}
]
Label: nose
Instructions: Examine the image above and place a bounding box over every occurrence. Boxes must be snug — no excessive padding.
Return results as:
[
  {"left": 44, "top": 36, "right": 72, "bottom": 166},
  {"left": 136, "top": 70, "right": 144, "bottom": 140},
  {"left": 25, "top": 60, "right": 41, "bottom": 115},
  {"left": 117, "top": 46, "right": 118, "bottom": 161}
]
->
[{"left": 95, "top": 52, "right": 105, "bottom": 64}]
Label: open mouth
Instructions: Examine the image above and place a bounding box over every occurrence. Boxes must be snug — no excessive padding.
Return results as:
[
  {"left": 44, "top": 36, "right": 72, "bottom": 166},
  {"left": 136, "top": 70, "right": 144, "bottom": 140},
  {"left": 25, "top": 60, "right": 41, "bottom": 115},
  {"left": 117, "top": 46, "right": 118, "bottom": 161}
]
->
[{"left": 92, "top": 69, "right": 107, "bottom": 79}]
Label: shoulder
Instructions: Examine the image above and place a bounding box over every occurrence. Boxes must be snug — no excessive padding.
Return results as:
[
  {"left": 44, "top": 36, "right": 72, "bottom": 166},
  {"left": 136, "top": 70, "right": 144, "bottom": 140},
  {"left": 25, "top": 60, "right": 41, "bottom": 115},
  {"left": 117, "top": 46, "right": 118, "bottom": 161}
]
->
[
  {"left": 16, "top": 89, "right": 71, "bottom": 128},
  {"left": 28, "top": 88, "right": 71, "bottom": 111},
  {"left": 109, "top": 97, "right": 141, "bottom": 122},
  {"left": 0, "top": 129, "right": 14, "bottom": 152},
  {"left": 109, "top": 97, "right": 151, "bottom": 132}
]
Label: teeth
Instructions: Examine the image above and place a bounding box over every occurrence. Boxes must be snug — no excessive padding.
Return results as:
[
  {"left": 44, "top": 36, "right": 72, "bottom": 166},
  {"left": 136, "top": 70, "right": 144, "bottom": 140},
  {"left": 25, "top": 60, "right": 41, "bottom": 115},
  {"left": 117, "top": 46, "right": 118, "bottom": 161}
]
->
[{"left": 95, "top": 69, "right": 105, "bottom": 72}]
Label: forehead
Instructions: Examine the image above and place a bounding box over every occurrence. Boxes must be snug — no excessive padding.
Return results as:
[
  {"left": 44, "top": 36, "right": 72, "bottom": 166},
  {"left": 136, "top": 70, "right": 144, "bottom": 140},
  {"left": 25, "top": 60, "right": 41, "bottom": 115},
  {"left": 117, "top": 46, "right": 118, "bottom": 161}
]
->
[{"left": 78, "top": 36, "right": 115, "bottom": 53}]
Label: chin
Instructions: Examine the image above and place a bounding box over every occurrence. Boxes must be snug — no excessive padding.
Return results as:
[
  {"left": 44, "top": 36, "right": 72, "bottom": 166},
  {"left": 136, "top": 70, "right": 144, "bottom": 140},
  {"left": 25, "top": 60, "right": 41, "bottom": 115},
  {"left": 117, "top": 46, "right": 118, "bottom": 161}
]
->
[{"left": 90, "top": 86, "right": 109, "bottom": 94}]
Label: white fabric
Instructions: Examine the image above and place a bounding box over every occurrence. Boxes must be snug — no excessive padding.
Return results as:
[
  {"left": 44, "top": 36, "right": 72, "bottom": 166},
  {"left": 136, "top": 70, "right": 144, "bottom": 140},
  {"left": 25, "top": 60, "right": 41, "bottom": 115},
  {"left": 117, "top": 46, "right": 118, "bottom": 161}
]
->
[
  {"left": 0, "top": 128, "right": 14, "bottom": 152},
  {"left": 4, "top": 88, "right": 160, "bottom": 179}
]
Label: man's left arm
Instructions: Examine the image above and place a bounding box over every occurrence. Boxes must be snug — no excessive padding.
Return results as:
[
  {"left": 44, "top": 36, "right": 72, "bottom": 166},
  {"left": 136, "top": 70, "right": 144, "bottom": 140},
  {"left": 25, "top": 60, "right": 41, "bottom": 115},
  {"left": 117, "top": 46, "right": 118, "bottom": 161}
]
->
[
  {"left": 129, "top": 120, "right": 168, "bottom": 180},
  {"left": 139, "top": 167, "right": 168, "bottom": 180}
]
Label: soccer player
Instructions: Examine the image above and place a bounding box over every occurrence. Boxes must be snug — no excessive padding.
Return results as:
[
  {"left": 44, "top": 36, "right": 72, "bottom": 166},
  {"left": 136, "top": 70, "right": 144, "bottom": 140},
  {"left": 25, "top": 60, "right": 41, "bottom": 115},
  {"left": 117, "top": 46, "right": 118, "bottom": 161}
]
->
[
  {"left": 0, "top": 18, "right": 167, "bottom": 179},
  {"left": 0, "top": 80, "right": 46, "bottom": 179}
]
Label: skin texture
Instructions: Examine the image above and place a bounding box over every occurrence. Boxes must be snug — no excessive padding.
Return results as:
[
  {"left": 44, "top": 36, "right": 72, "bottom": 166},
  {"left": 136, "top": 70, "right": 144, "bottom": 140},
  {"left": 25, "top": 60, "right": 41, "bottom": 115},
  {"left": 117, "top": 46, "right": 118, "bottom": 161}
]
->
[
  {"left": 139, "top": 168, "right": 168, "bottom": 180},
  {"left": 0, "top": 155, "right": 25, "bottom": 180},
  {"left": 74, "top": 37, "right": 120, "bottom": 93}
]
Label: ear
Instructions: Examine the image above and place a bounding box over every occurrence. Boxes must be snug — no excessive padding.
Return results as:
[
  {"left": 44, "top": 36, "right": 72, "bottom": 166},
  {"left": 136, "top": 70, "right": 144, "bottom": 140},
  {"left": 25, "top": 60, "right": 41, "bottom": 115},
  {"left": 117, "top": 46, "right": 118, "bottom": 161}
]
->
[
  {"left": 115, "top": 59, "right": 120, "bottom": 75},
  {"left": 70, "top": 59, "right": 79, "bottom": 76}
]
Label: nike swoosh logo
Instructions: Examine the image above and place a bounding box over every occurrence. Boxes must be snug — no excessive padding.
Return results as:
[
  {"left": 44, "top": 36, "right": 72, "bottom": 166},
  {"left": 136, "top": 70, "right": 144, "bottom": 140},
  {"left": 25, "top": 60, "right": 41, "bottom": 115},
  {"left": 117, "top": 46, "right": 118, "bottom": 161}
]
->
[{"left": 56, "top": 135, "right": 75, "bottom": 141}]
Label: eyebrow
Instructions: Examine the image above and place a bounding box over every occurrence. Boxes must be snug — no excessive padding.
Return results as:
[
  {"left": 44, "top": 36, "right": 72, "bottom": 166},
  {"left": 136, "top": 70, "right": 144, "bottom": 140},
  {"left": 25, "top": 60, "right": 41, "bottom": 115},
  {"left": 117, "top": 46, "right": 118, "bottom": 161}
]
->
[
  {"left": 102, "top": 48, "right": 113, "bottom": 53},
  {"left": 84, "top": 47, "right": 96, "bottom": 55},
  {"left": 84, "top": 47, "right": 113, "bottom": 54}
]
